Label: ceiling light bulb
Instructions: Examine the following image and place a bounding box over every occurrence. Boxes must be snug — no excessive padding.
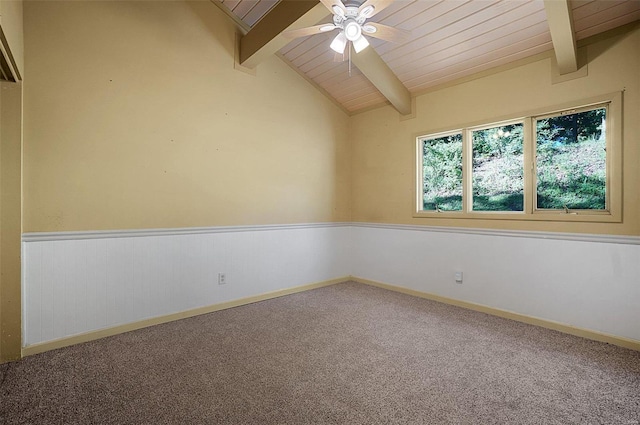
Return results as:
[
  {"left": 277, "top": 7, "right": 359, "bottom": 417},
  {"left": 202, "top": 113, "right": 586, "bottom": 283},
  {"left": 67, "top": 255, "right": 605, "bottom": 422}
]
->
[
  {"left": 332, "top": 5, "right": 345, "bottom": 17},
  {"left": 344, "top": 21, "right": 361, "bottom": 41},
  {"left": 352, "top": 35, "right": 369, "bottom": 53},
  {"left": 330, "top": 32, "right": 347, "bottom": 54},
  {"left": 320, "top": 25, "right": 335, "bottom": 32}
]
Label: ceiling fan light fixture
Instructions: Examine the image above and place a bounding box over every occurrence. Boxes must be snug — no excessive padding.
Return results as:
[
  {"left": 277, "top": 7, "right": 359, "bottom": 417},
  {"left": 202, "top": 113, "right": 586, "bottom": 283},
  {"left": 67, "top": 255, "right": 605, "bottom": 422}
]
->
[
  {"left": 344, "top": 20, "right": 361, "bottom": 41},
  {"left": 330, "top": 32, "right": 347, "bottom": 54},
  {"left": 332, "top": 5, "right": 345, "bottom": 17},
  {"left": 352, "top": 34, "right": 369, "bottom": 53}
]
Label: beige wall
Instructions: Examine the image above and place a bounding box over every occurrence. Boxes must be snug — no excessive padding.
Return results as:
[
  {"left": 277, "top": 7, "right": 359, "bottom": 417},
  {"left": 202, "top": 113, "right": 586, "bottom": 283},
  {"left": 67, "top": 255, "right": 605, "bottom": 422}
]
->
[
  {"left": 22, "top": 2, "right": 639, "bottom": 237},
  {"left": 23, "top": 1, "right": 351, "bottom": 232},
  {"left": 351, "top": 25, "right": 640, "bottom": 236},
  {"left": 0, "top": 81, "right": 22, "bottom": 362},
  {"left": 0, "top": 0, "right": 23, "bottom": 363},
  {"left": 0, "top": 77, "right": 3, "bottom": 361}
]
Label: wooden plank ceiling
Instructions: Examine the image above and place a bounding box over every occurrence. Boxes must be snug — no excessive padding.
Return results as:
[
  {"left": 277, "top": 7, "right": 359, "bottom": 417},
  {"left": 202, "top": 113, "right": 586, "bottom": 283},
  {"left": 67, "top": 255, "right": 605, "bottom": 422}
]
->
[{"left": 220, "top": 0, "right": 640, "bottom": 113}]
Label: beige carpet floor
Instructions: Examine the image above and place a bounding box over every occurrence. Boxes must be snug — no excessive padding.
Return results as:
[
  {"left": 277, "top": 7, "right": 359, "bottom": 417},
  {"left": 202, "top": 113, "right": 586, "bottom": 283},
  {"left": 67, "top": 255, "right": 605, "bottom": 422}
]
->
[{"left": 1, "top": 281, "right": 639, "bottom": 424}]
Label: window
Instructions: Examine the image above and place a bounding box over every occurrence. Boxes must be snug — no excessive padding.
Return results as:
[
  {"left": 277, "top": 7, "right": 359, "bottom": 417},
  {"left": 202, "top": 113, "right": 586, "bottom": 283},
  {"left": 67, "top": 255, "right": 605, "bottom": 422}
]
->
[
  {"left": 421, "top": 132, "right": 462, "bottom": 211},
  {"left": 415, "top": 92, "right": 621, "bottom": 222},
  {"left": 535, "top": 107, "right": 607, "bottom": 211},
  {"left": 471, "top": 122, "right": 524, "bottom": 212}
]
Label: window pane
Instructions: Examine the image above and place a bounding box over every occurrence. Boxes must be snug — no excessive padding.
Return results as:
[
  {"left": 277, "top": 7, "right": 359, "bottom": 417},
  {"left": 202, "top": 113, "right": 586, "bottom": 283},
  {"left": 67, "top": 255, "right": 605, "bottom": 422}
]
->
[
  {"left": 471, "top": 123, "right": 524, "bottom": 211},
  {"left": 536, "top": 107, "right": 606, "bottom": 210},
  {"left": 421, "top": 133, "right": 462, "bottom": 211}
]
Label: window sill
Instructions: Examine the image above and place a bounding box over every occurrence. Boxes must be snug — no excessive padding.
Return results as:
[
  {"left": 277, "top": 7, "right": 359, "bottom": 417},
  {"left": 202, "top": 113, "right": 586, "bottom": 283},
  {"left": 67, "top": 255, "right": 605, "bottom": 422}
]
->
[{"left": 412, "top": 210, "right": 621, "bottom": 223}]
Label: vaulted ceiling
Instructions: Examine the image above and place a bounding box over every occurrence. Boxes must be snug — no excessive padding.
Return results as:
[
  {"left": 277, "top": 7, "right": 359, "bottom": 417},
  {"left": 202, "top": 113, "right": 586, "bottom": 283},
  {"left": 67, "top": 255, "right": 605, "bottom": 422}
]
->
[{"left": 216, "top": 0, "right": 640, "bottom": 114}]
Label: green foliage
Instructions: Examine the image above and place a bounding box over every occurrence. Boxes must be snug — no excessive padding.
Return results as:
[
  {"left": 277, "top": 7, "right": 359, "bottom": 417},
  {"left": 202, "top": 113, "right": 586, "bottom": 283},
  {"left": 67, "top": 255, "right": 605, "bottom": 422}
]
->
[
  {"left": 422, "top": 134, "right": 462, "bottom": 211},
  {"left": 472, "top": 124, "right": 524, "bottom": 211},
  {"left": 473, "top": 194, "right": 523, "bottom": 211},
  {"left": 472, "top": 124, "right": 523, "bottom": 159},
  {"left": 536, "top": 107, "right": 606, "bottom": 210},
  {"left": 537, "top": 137, "right": 606, "bottom": 209},
  {"left": 537, "top": 108, "right": 605, "bottom": 146},
  {"left": 423, "top": 196, "right": 462, "bottom": 211}
]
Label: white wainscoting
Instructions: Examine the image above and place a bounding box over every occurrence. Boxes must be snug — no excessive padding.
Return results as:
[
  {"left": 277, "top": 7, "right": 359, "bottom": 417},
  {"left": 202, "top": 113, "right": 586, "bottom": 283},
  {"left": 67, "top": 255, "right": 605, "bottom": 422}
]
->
[
  {"left": 22, "top": 222, "right": 640, "bottom": 349},
  {"left": 351, "top": 224, "right": 640, "bottom": 342},
  {"left": 22, "top": 224, "right": 351, "bottom": 347}
]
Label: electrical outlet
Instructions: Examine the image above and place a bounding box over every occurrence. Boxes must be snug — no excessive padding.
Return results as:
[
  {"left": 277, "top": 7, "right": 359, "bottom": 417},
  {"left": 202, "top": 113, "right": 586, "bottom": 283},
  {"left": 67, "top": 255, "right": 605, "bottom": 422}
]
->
[
  {"left": 218, "top": 273, "right": 227, "bottom": 285},
  {"left": 455, "top": 272, "right": 463, "bottom": 284}
]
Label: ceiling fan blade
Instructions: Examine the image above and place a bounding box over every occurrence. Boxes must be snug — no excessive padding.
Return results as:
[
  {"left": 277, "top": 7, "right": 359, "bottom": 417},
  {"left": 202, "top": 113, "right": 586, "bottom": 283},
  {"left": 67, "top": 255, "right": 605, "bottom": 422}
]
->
[
  {"left": 319, "top": 0, "right": 346, "bottom": 16},
  {"left": 357, "top": 0, "right": 394, "bottom": 18},
  {"left": 283, "top": 24, "right": 337, "bottom": 39},
  {"left": 362, "top": 23, "right": 411, "bottom": 43}
]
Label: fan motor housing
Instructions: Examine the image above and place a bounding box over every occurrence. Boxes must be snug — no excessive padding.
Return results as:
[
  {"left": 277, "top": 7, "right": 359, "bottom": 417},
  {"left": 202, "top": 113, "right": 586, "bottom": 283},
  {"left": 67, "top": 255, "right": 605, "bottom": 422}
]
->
[{"left": 343, "top": 0, "right": 365, "bottom": 7}]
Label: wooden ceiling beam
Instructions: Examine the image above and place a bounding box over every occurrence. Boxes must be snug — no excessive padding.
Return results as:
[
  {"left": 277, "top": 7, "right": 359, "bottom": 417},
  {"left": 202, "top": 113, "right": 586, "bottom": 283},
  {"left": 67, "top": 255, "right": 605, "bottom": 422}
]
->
[
  {"left": 544, "top": 0, "right": 578, "bottom": 74},
  {"left": 352, "top": 46, "right": 412, "bottom": 115},
  {"left": 239, "top": 1, "right": 329, "bottom": 69}
]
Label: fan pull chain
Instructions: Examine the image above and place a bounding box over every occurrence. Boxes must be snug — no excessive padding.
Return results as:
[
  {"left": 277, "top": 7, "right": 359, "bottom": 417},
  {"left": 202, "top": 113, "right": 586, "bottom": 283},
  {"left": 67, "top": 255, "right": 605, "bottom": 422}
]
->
[{"left": 348, "top": 43, "right": 352, "bottom": 77}]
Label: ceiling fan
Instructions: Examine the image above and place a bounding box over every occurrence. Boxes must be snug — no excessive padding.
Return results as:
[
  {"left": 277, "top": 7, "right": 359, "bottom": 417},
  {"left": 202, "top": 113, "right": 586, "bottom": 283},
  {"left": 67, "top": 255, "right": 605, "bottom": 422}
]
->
[{"left": 284, "top": 0, "right": 410, "bottom": 55}]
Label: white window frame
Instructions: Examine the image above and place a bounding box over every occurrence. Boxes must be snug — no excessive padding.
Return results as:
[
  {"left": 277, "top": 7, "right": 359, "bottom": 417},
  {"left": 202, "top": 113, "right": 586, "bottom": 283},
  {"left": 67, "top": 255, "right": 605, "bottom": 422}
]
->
[{"left": 414, "top": 92, "right": 622, "bottom": 223}]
